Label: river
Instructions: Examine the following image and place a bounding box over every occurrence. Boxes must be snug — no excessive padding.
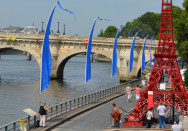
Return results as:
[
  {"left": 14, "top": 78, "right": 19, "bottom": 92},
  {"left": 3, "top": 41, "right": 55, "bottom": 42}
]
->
[{"left": 0, "top": 54, "right": 119, "bottom": 126}]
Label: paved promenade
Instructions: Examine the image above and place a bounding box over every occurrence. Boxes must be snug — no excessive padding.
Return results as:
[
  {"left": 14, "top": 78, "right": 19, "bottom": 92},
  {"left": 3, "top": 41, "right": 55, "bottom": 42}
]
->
[
  {"left": 52, "top": 95, "right": 137, "bottom": 131},
  {"left": 30, "top": 79, "right": 187, "bottom": 131},
  {"left": 30, "top": 81, "right": 140, "bottom": 131}
]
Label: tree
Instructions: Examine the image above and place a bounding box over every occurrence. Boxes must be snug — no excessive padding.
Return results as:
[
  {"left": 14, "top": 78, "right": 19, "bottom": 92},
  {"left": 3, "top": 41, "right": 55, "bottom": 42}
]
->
[
  {"left": 98, "top": 29, "right": 104, "bottom": 37},
  {"left": 103, "top": 26, "right": 118, "bottom": 38},
  {"left": 120, "top": 21, "right": 154, "bottom": 38},
  {"left": 173, "top": 0, "right": 188, "bottom": 86},
  {"left": 137, "top": 12, "right": 160, "bottom": 37},
  {"left": 183, "top": 0, "right": 188, "bottom": 12}
]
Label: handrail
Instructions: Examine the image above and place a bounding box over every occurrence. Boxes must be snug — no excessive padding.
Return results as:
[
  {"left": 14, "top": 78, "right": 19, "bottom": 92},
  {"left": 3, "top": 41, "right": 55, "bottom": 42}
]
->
[{"left": 0, "top": 79, "right": 141, "bottom": 131}]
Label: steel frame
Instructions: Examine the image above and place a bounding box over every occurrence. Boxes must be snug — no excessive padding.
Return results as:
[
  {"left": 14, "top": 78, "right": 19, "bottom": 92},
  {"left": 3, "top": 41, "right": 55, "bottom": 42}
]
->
[{"left": 126, "top": 0, "right": 188, "bottom": 123}]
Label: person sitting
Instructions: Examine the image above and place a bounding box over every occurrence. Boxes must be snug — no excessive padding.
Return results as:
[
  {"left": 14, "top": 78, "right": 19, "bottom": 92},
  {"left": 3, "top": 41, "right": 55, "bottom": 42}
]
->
[{"left": 171, "top": 119, "right": 184, "bottom": 131}]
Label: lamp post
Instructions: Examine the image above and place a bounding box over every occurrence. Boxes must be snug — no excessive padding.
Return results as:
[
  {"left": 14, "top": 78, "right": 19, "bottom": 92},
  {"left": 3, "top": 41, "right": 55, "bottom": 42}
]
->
[
  {"left": 57, "top": 21, "right": 60, "bottom": 34},
  {"left": 63, "top": 24, "right": 65, "bottom": 35},
  {"left": 42, "top": 21, "right": 44, "bottom": 33}
]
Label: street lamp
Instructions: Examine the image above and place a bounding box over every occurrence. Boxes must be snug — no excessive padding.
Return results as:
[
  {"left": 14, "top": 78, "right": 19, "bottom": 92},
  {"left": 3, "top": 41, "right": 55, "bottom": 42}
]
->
[
  {"left": 42, "top": 21, "right": 44, "bottom": 33},
  {"left": 63, "top": 24, "right": 65, "bottom": 35},
  {"left": 57, "top": 21, "right": 60, "bottom": 34}
]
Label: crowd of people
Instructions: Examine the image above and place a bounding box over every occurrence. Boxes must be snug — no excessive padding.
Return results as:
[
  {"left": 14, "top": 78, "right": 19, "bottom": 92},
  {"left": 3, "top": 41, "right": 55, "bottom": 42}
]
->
[{"left": 110, "top": 81, "right": 184, "bottom": 131}]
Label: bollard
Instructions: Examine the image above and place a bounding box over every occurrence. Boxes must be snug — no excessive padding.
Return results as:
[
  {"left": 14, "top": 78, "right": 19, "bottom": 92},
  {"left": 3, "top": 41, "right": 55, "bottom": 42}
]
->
[{"left": 19, "top": 120, "right": 27, "bottom": 131}]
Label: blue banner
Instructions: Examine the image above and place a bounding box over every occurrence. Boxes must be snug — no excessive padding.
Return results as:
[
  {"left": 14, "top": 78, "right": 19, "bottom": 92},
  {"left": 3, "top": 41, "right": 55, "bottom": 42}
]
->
[
  {"left": 125, "top": 27, "right": 129, "bottom": 34},
  {"left": 112, "top": 25, "right": 124, "bottom": 77},
  {"left": 139, "top": 31, "right": 145, "bottom": 39},
  {"left": 85, "top": 17, "right": 111, "bottom": 83},
  {"left": 153, "top": 38, "right": 156, "bottom": 62},
  {"left": 141, "top": 35, "right": 148, "bottom": 72},
  {"left": 57, "top": 1, "right": 76, "bottom": 20},
  {"left": 40, "top": 4, "right": 56, "bottom": 94},
  {"left": 129, "top": 32, "right": 138, "bottom": 72},
  {"left": 150, "top": 38, "right": 152, "bottom": 69},
  {"left": 40, "top": 1, "right": 76, "bottom": 94}
]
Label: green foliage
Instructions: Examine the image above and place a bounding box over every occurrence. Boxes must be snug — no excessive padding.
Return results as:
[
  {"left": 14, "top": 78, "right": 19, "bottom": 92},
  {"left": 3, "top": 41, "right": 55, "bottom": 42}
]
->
[
  {"left": 179, "top": 41, "right": 188, "bottom": 62},
  {"left": 98, "top": 29, "right": 104, "bottom": 37},
  {"left": 120, "top": 21, "right": 154, "bottom": 38},
  {"left": 173, "top": 0, "right": 188, "bottom": 84},
  {"left": 184, "top": 66, "right": 188, "bottom": 86},
  {"left": 137, "top": 12, "right": 161, "bottom": 37},
  {"left": 183, "top": 0, "right": 188, "bottom": 12},
  {"left": 118, "top": 12, "right": 160, "bottom": 39},
  {"left": 173, "top": 7, "right": 188, "bottom": 50},
  {"left": 103, "top": 26, "right": 118, "bottom": 38}
]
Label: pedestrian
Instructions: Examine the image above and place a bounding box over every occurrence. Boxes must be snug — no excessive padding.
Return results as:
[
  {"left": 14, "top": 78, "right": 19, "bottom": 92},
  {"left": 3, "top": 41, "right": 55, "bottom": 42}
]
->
[
  {"left": 125, "top": 84, "right": 132, "bottom": 102},
  {"left": 146, "top": 108, "right": 153, "bottom": 128},
  {"left": 171, "top": 119, "right": 184, "bottom": 131},
  {"left": 111, "top": 104, "right": 121, "bottom": 128},
  {"left": 135, "top": 85, "right": 140, "bottom": 102},
  {"left": 157, "top": 101, "right": 167, "bottom": 129},
  {"left": 142, "top": 78, "right": 146, "bottom": 88},
  {"left": 39, "top": 102, "right": 50, "bottom": 128}
]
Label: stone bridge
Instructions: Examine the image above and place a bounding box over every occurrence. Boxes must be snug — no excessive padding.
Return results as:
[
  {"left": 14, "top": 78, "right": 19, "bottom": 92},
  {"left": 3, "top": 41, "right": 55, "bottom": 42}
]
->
[{"left": 0, "top": 33, "right": 157, "bottom": 81}]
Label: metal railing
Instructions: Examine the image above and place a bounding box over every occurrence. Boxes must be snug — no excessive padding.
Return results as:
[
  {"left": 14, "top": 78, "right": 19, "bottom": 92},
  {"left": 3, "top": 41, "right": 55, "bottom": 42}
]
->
[{"left": 0, "top": 79, "right": 141, "bottom": 131}]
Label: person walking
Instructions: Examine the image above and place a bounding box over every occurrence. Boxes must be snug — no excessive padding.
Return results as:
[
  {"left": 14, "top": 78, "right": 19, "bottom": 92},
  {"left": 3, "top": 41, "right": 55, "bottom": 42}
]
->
[
  {"left": 146, "top": 108, "right": 153, "bottom": 128},
  {"left": 142, "top": 78, "right": 146, "bottom": 88},
  {"left": 157, "top": 101, "right": 167, "bottom": 129},
  {"left": 135, "top": 85, "right": 140, "bottom": 102},
  {"left": 171, "top": 119, "right": 184, "bottom": 131},
  {"left": 125, "top": 84, "right": 132, "bottom": 102},
  {"left": 39, "top": 102, "right": 50, "bottom": 128}
]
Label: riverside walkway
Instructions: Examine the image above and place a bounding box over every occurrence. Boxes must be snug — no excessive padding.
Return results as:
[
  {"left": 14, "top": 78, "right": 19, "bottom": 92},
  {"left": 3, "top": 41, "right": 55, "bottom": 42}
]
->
[{"left": 29, "top": 80, "right": 140, "bottom": 131}]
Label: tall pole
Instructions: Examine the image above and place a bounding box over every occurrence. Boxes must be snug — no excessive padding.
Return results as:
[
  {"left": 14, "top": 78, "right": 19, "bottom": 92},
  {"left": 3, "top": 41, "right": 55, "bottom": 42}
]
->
[
  {"left": 57, "top": 21, "right": 60, "bottom": 33},
  {"left": 63, "top": 24, "right": 66, "bottom": 35},
  {"left": 42, "top": 21, "right": 44, "bottom": 33}
]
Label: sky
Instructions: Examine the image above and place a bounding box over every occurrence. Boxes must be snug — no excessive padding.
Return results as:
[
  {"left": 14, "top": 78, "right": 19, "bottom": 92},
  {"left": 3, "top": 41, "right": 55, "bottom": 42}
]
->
[{"left": 0, "top": 0, "right": 184, "bottom": 37}]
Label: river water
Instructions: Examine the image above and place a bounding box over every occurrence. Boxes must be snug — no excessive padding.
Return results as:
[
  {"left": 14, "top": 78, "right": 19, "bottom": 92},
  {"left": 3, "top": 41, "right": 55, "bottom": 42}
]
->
[{"left": 0, "top": 54, "right": 119, "bottom": 126}]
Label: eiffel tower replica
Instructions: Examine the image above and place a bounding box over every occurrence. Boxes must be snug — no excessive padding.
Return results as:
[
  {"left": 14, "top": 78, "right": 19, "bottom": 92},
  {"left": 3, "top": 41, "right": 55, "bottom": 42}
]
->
[{"left": 125, "top": 0, "right": 188, "bottom": 125}]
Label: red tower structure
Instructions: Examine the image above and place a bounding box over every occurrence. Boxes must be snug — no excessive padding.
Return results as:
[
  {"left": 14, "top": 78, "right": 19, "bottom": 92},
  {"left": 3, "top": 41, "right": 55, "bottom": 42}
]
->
[{"left": 125, "top": 0, "right": 188, "bottom": 125}]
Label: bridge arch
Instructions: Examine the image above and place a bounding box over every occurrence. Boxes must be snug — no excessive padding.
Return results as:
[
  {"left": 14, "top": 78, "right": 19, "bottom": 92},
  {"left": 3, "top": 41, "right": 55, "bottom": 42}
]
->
[
  {"left": 0, "top": 46, "right": 41, "bottom": 67},
  {"left": 137, "top": 50, "right": 155, "bottom": 78},
  {"left": 56, "top": 48, "right": 121, "bottom": 79}
]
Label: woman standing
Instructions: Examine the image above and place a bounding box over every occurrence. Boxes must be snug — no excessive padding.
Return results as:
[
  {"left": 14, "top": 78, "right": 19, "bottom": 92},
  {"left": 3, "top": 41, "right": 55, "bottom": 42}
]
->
[{"left": 146, "top": 108, "right": 153, "bottom": 128}]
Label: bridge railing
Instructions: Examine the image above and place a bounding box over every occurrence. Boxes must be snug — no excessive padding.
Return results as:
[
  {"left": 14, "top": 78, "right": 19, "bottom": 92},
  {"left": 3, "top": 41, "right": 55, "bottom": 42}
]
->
[{"left": 0, "top": 79, "right": 141, "bottom": 131}]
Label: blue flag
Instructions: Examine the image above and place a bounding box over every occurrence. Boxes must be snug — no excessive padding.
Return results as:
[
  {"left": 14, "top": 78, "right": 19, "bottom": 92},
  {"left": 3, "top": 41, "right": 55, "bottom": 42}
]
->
[
  {"left": 150, "top": 38, "right": 152, "bottom": 69},
  {"left": 57, "top": 1, "right": 76, "bottom": 21},
  {"left": 129, "top": 32, "right": 138, "bottom": 72},
  {"left": 85, "top": 17, "right": 111, "bottom": 83},
  {"left": 40, "top": 1, "right": 76, "bottom": 94},
  {"left": 40, "top": 4, "right": 56, "bottom": 94},
  {"left": 112, "top": 25, "right": 124, "bottom": 77},
  {"left": 141, "top": 35, "right": 149, "bottom": 72},
  {"left": 125, "top": 27, "right": 130, "bottom": 34},
  {"left": 153, "top": 38, "right": 156, "bottom": 62},
  {"left": 139, "top": 31, "right": 145, "bottom": 39}
]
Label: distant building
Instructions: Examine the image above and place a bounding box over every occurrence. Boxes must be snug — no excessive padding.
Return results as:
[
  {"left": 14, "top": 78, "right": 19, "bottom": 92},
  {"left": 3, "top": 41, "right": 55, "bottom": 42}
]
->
[
  {"left": 0, "top": 26, "right": 23, "bottom": 33},
  {"left": 21, "top": 26, "right": 38, "bottom": 34}
]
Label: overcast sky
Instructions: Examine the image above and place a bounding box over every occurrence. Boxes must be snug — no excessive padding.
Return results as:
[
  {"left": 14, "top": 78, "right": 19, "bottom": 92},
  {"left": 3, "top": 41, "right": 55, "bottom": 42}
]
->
[{"left": 0, "top": 0, "right": 184, "bottom": 36}]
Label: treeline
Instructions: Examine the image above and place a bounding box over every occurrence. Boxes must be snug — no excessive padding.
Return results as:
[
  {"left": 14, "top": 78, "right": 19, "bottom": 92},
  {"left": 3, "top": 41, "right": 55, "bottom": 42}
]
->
[
  {"left": 98, "top": 12, "right": 160, "bottom": 39},
  {"left": 98, "top": 0, "right": 188, "bottom": 86}
]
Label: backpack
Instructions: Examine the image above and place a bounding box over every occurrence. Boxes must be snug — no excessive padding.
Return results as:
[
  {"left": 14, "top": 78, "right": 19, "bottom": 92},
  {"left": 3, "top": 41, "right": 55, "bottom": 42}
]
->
[{"left": 36, "top": 120, "right": 40, "bottom": 127}]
